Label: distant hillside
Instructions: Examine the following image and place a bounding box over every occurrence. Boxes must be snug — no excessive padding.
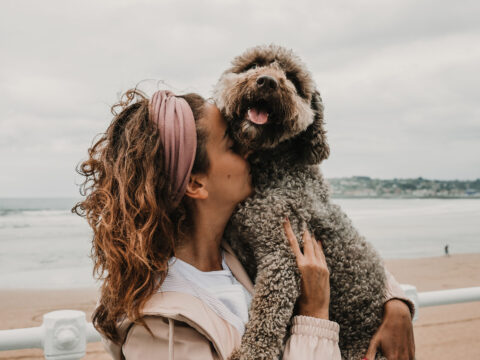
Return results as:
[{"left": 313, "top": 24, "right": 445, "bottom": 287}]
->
[{"left": 327, "top": 176, "right": 480, "bottom": 198}]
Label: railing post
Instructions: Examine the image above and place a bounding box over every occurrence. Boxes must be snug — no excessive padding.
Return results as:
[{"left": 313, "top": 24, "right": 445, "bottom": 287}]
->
[{"left": 42, "top": 310, "right": 86, "bottom": 360}]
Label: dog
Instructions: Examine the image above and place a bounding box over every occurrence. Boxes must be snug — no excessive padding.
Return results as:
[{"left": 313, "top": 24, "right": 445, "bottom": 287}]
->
[{"left": 213, "top": 44, "right": 388, "bottom": 360}]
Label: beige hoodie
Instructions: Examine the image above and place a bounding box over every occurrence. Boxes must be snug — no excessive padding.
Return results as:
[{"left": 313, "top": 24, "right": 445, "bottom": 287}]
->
[{"left": 101, "top": 241, "right": 414, "bottom": 360}]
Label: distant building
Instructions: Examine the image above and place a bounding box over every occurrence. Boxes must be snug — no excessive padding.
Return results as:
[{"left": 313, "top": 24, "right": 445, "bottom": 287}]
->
[{"left": 328, "top": 176, "right": 480, "bottom": 198}]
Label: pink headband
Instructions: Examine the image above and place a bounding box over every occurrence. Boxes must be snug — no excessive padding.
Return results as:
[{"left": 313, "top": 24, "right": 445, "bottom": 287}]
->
[{"left": 149, "top": 90, "right": 197, "bottom": 207}]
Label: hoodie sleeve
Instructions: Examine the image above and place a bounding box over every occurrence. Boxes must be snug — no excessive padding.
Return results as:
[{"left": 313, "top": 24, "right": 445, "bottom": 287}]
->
[
  {"left": 122, "top": 316, "right": 220, "bottom": 360},
  {"left": 281, "top": 267, "right": 413, "bottom": 360},
  {"left": 282, "top": 315, "right": 341, "bottom": 360},
  {"left": 384, "top": 265, "right": 416, "bottom": 319}
]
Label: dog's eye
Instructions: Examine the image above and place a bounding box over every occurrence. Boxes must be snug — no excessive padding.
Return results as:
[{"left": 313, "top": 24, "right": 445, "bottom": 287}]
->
[
  {"left": 245, "top": 63, "right": 258, "bottom": 71},
  {"left": 286, "top": 72, "right": 305, "bottom": 97}
]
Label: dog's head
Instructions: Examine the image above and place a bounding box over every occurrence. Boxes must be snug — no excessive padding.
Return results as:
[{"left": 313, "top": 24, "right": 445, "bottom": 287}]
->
[{"left": 213, "top": 44, "right": 329, "bottom": 165}]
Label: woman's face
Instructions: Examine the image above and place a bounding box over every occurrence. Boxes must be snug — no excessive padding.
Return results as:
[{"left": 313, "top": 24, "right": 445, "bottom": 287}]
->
[{"left": 201, "top": 102, "right": 253, "bottom": 206}]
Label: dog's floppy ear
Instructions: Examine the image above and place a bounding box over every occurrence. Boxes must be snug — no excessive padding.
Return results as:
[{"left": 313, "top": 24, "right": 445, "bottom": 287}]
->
[{"left": 291, "top": 90, "right": 330, "bottom": 165}]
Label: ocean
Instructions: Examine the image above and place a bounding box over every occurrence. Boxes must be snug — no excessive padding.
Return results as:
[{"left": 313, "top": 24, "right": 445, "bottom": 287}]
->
[{"left": 0, "top": 197, "right": 479, "bottom": 289}]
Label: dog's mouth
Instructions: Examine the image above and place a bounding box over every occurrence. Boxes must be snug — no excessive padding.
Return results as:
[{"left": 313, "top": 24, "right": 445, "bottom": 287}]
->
[{"left": 244, "top": 100, "right": 273, "bottom": 125}]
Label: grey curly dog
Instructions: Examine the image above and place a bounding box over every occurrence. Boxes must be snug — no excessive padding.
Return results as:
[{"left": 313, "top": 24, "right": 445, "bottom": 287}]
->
[{"left": 213, "top": 44, "right": 388, "bottom": 360}]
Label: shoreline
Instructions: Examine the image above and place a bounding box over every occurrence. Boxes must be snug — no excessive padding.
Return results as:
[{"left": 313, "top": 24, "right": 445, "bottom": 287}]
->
[
  {"left": 332, "top": 196, "right": 480, "bottom": 199},
  {"left": 1, "top": 253, "right": 479, "bottom": 359}
]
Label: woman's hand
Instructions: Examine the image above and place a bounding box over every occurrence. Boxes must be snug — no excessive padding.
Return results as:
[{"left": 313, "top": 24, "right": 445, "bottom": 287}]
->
[
  {"left": 283, "top": 217, "right": 330, "bottom": 320},
  {"left": 364, "top": 299, "right": 415, "bottom": 360}
]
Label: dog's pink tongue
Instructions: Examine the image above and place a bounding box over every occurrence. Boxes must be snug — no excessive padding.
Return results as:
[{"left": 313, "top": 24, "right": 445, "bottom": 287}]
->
[{"left": 247, "top": 108, "right": 269, "bottom": 124}]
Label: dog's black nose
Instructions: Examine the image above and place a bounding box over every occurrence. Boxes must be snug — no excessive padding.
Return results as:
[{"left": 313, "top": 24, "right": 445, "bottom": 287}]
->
[{"left": 256, "top": 75, "right": 278, "bottom": 90}]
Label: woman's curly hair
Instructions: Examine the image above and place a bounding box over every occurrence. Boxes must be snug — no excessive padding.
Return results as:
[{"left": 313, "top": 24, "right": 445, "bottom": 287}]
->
[{"left": 71, "top": 88, "right": 209, "bottom": 344}]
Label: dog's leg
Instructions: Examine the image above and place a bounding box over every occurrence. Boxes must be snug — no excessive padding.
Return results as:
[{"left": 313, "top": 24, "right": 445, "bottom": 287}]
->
[{"left": 228, "top": 251, "right": 301, "bottom": 360}]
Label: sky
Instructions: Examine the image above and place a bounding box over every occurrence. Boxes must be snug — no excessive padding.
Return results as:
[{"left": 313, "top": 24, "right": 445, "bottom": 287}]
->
[{"left": 1, "top": 0, "right": 479, "bottom": 197}]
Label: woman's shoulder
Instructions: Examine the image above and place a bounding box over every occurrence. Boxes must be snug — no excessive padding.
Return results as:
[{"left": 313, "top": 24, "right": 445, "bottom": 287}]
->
[
  {"left": 123, "top": 291, "right": 242, "bottom": 360},
  {"left": 123, "top": 315, "right": 222, "bottom": 360},
  {"left": 104, "top": 245, "right": 251, "bottom": 360},
  {"left": 102, "top": 290, "right": 242, "bottom": 360}
]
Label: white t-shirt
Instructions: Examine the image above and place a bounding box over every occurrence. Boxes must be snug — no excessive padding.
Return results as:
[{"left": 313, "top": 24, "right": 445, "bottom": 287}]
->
[{"left": 167, "top": 250, "right": 253, "bottom": 326}]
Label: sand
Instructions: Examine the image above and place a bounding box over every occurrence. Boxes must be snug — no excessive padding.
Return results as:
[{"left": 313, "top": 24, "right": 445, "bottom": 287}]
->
[
  {"left": 384, "top": 253, "right": 480, "bottom": 359},
  {"left": 1, "top": 253, "right": 479, "bottom": 359}
]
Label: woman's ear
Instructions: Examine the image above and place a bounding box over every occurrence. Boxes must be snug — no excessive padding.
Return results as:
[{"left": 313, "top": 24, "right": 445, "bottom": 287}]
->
[{"left": 185, "top": 174, "right": 209, "bottom": 200}]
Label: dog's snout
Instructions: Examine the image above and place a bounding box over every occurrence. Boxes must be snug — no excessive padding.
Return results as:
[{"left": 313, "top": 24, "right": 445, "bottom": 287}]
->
[{"left": 256, "top": 75, "right": 278, "bottom": 91}]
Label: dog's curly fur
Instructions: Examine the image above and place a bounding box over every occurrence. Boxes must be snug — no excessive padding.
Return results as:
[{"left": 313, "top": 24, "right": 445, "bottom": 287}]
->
[{"left": 213, "top": 45, "right": 388, "bottom": 360}]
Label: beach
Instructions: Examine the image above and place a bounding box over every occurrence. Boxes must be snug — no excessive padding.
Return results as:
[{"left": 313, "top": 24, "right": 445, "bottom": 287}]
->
[
  {"left": 384, "top": 253, "right": 480, "bottom": 359},
  {"left": 1, "top": 253, "right": 479, "bottom": 359}
]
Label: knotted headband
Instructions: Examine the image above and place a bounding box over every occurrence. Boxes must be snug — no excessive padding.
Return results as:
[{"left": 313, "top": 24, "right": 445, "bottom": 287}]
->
[{"left": 149, "top": 90, "right": 197, "bottom": 207}]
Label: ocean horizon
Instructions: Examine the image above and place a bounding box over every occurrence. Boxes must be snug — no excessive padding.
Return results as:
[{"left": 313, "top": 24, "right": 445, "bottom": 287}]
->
[{"left": 1, "top": 197, "right": 479, "bottom": 289}]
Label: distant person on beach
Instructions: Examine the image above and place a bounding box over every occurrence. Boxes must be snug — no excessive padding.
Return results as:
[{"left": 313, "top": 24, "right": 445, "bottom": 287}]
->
[
  {"left": 445, "top": 244, "right": 450, "bottom": 257},
  {"left": 73, "top": 88, "right": 415, "bottom": 359}
]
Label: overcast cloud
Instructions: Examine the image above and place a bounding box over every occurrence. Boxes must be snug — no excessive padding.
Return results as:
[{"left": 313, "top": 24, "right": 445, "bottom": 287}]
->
[{"left": 1, "top": 0, "right": 479, "bottom": 197}]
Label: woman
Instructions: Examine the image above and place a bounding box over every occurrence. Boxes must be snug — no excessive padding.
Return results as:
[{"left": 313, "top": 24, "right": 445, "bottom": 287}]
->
[{"left": 73, "top": 89, "right": 415, "bottom": 360}]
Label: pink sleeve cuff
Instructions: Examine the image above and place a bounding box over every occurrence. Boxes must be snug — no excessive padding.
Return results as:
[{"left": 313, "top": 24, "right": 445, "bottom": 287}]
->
[
  {"left": 284, "top": 315, "right": 342, "bottom": 359},
  {"left": 291, "top": 315, "right": 340, "bottom": 342}
]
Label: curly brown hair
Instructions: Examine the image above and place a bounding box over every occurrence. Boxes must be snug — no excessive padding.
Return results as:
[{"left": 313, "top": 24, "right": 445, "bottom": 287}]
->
[{"left": 72, "top": 88, "right": 209, "bottom": 344}]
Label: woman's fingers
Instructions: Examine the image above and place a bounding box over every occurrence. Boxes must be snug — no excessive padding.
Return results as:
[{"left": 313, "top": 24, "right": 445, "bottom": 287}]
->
[
  {"left": 313, "top": 235, "right": 327, "bottom": 265},
  {"left": 284, "top": 218, "right": 328, "bottom": 270},
  {"left": 293, "top": 227, "right": 331, "bottom": 319},
  {"left": 302, "top": 228, "right": 315, "bottom": 259},
  {"left": 311, "top": 234, "right": 321, "bottom": 258},
  {"left": 284, "top": 217, "right": 302, "bottom": 259}
]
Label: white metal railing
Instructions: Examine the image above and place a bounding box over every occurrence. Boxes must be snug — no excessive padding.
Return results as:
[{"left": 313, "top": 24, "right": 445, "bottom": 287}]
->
[
  {"left": 400, "top": 284, "right": 480, "bottom": 322},
  {"left": 1, "top": 285, "right": 479, "bottom": 359},
  {"left": 0, "top": 310, "right": 101, "bottom": 359}
]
